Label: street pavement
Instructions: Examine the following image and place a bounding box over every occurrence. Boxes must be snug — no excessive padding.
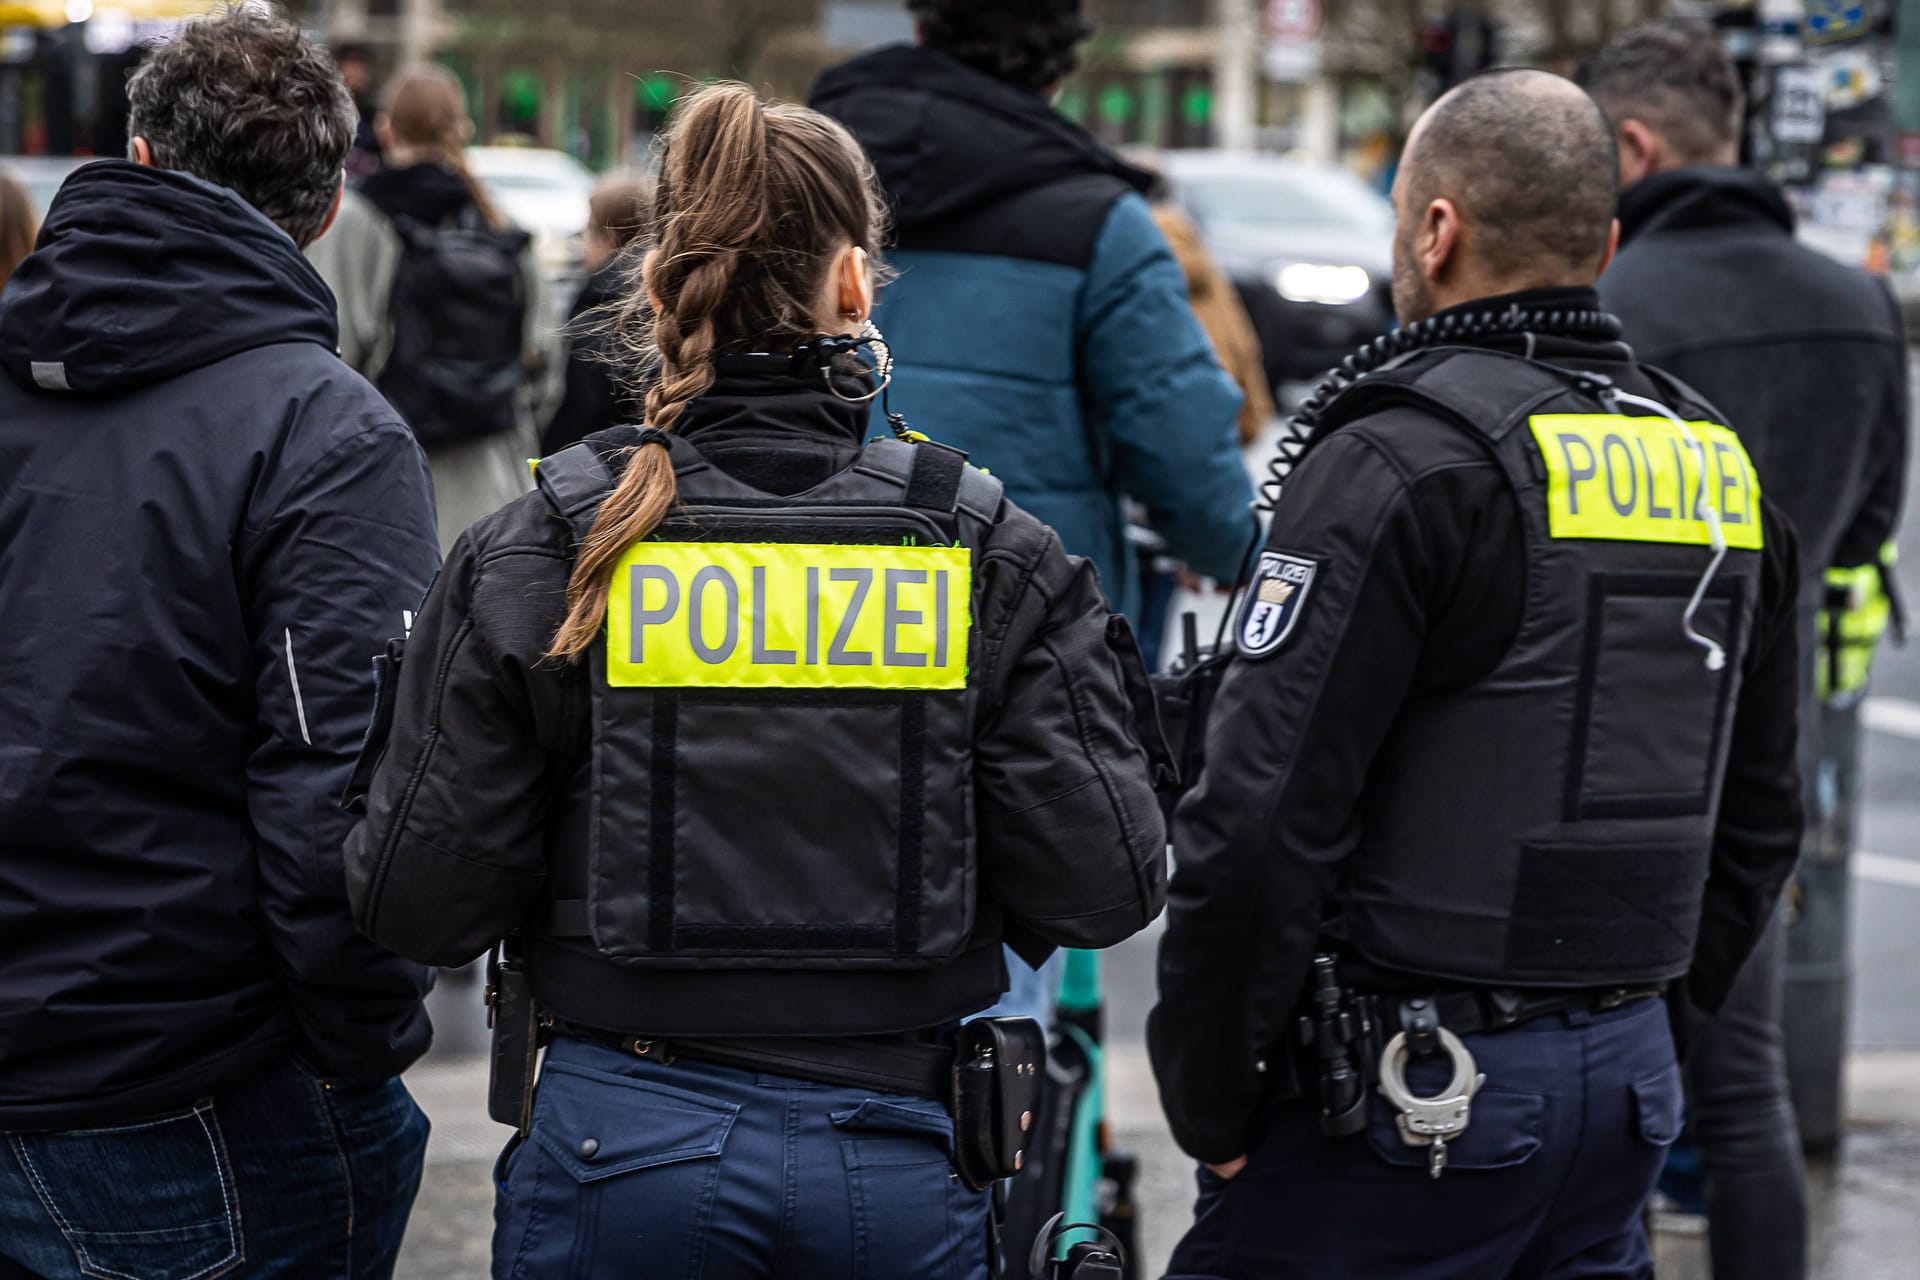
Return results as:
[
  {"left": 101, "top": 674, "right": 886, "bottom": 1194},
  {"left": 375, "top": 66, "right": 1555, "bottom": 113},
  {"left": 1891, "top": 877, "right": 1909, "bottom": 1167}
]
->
[{"left": 394, "top": 399, "right": 1920, "bottom": 1277}]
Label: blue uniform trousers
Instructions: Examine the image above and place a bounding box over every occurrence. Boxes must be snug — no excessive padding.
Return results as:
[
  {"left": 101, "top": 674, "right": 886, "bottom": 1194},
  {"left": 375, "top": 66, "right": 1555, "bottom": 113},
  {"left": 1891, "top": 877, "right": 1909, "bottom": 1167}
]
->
[
  {"left": 493, "top": 1036, "right": 991, "bottom": 1279},
  {"left": 1166, "top": 998, "right": 1681, "bottom": 1280}
]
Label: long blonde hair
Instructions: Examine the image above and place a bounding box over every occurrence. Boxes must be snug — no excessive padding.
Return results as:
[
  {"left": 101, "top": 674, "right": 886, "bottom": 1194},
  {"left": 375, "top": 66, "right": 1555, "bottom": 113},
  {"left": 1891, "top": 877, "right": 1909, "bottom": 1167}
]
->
[
  {"left": 382, "top": 64, "right": 503, "bottom": 232},
  {"left": 547, "top": 83, "right": 889, "bottom": 660}
]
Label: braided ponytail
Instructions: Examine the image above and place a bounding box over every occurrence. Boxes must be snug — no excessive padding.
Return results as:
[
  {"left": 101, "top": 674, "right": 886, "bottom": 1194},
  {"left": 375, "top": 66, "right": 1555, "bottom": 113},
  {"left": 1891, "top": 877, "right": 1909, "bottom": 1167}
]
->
[{"left": 548, "top": 83, "right": 889, "bottom": 660}]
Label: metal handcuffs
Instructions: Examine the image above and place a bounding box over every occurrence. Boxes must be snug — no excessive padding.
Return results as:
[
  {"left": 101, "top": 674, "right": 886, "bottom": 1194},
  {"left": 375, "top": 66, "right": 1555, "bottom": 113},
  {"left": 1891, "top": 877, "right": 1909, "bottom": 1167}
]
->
[{"left": 1377, "top": 1027, "right": 1486, "bottom": 1179}]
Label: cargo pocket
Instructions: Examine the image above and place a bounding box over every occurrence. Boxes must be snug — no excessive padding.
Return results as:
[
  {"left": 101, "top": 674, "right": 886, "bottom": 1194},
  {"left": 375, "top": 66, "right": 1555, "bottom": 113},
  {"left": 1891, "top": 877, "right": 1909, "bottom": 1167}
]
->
[
  {"left": 834, "top": 1097, "right": 985, "bottom": 1280},
  {"left": 1365, "top": 1085, "right": 1545, "bottom": 1173},
  {"left": 510, "top": 1062, "right": 738, "bottom": 1278},
  {"left": 9, "top": 1101, "right": 241, "bottom": 1280},
  {"left": 1631, "top": 1063, "right": 1685, "bottom": 1148}
]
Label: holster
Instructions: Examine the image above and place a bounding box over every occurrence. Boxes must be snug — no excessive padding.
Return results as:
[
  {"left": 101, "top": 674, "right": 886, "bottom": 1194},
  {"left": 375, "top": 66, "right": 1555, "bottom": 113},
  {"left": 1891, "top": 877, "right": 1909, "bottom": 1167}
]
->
[
  {"left": 951, "top": 1017, "right": 1046, "bottom": 1191},
  {"left": 486, "top": 940, "right": 543, "bottom": 1134}
]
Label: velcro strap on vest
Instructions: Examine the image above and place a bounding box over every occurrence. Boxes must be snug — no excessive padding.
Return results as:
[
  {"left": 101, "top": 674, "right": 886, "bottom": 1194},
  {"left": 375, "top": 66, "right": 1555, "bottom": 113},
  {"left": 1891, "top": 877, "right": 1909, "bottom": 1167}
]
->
[{"left": 903, "top": 441, "right": 968, "bottom": 513}]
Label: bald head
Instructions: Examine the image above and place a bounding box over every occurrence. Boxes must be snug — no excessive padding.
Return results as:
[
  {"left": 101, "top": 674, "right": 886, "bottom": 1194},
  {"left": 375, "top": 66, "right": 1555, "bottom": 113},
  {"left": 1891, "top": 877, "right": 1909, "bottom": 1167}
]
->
[{"left": 1391, "top": 69, "right": 1619, "bottom": 322}]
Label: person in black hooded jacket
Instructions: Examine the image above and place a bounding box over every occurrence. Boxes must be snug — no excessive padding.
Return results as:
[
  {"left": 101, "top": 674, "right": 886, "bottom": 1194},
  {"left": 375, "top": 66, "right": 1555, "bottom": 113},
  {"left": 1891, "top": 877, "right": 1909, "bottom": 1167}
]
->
[
  {"left": 1585, "top": 24, "right": 1909, "bottom": 1280},
  {"left": 0, "top": 11, "right": 437, "bottom": 1278}
]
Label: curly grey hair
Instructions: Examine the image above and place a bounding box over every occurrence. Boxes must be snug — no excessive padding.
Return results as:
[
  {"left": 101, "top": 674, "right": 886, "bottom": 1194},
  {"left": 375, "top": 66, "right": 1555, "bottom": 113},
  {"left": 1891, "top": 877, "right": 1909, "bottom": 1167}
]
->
[{"left": 127, "top": 6, "right": 355, "bottom": 246}]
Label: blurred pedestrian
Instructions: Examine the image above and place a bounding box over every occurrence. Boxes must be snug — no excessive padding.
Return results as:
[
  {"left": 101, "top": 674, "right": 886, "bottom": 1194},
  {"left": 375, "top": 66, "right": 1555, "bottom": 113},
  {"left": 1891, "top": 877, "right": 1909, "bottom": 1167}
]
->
[
  {"left": 1152, "top": 70, "right": 1802, "bottom": 1278},
  {"left": 332, "top": 39, "right": 384, "bottom": 179},
  {"left": 309, "top": 63, "right": 561, "bottom": 552},
  {"left": 539, "top": 170, "right": 652, "bottom": 455},
  {"left": 1585, "top": 22, "right": 1910, "bottom": 1280},
  {"left": 343, "top": 82, "right": 1166, "bottom": 1280},
  {"left": 812, "top": 0, "right": 1252, "bottom": 1032},
  {"left": 0, "top": 9, "right": 437, "bottom": 1278},
  {"left": 0, "top": 168, "right": 34, "bottom": 291}
]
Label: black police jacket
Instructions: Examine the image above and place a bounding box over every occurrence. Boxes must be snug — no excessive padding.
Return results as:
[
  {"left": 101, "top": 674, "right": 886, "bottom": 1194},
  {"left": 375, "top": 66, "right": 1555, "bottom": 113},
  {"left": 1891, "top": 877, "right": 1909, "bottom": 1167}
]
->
[
  {"left": 345, "top": 354, "right": 1169, "bottom": 1034},
  {"left": 0, "top": 162, "right": 439, "bottom": 1128},
  {"left": 1148, "top": 288, "right": 1804, "bottom": 1163}
]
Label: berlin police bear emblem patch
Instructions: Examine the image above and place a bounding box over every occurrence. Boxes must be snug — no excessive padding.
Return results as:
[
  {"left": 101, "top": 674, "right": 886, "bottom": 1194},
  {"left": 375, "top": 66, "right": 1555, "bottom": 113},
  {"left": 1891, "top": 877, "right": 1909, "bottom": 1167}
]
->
[{"left": 1237, "top": 552, "right": 1317, "bottom": 658}]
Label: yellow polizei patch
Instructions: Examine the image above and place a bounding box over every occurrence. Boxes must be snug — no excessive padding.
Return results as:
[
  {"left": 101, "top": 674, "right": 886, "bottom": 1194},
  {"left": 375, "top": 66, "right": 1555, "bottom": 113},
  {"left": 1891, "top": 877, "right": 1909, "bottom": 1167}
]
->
[
  {"left": 1528, "top": 414, "right": 1764, "bottom": 550},
  {"left": 606, "top": 542, "right": 971, "bottom": 689}
]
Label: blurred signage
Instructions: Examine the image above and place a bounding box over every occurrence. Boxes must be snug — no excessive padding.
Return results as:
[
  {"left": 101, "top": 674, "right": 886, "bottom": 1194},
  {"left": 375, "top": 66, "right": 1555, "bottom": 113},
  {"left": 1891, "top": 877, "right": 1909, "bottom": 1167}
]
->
[
  {"left": 1263, "top": 0, "right": 1321, "bottom": 83},
  {"left": 1773, "top": 65, "right": 1828, "bottom": 143},
  {"left": 1265, "top": 0, "right": 1321, "bottom": 40},
  {"left": 1801, "top": 0, "right": 1873, "bottom": 46}
]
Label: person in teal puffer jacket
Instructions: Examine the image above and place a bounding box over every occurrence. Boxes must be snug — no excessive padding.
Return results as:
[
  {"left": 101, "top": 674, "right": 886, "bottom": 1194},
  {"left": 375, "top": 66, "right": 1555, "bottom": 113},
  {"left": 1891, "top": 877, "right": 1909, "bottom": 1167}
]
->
[{"left": 811, "top": 0, "right": 1256, "bottom": 624}]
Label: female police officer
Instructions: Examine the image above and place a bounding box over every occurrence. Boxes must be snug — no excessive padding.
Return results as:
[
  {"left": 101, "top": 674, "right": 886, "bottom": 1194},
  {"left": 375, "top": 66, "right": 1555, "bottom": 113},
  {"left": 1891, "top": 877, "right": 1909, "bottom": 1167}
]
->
[{"left": 343, "top": 84, "right": 1168, "bottom": 1279}]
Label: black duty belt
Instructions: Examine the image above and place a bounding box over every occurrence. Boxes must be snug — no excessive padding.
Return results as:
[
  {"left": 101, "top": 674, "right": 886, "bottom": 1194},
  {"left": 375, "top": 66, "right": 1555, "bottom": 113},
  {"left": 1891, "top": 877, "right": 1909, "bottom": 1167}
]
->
[
  {"left": 556, "top": 1022, "right": 955, "bottom": 1099},
  {"left": 1374, "top": 983, "right": 1666, "bottom": 1040}
]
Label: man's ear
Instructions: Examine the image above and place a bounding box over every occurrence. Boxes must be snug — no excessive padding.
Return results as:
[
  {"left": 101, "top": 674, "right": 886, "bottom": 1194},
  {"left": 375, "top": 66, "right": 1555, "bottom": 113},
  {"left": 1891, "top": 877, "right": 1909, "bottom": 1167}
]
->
[
  {"left": 1418, "top": 196, "right": 1461, "bottom": 285},
  {"left": 1618, "top": 119, "right": 1660, "bottom": 188},
  {"left": 130, "top": 136, "right": 154, "bottom": 167},
  {"left": 1595, "top": 217, "right": 1621, "bottom": 278}
]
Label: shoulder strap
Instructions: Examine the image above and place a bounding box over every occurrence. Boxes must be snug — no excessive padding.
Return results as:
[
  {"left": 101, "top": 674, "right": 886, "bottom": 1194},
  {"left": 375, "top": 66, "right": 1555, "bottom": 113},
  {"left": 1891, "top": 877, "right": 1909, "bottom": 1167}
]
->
[
  {"left": 1320, "top": 346, "right": 1608, "bottom": 443},
  {"left": 534, "top": 442, "right": 615, "bottom": 546}
]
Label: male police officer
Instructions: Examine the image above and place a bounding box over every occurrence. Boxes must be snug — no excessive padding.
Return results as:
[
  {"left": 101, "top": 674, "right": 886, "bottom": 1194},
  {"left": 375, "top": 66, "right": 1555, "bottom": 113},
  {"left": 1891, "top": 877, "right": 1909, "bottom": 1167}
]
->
[{"left": 1150, "top": 70, "right": 1804, "bottom": 1278}]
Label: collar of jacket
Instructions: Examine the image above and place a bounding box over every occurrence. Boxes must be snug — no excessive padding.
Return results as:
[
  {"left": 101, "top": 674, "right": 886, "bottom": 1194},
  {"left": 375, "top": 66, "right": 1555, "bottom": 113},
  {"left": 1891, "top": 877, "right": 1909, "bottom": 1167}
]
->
[
  {"left": 0, "top": 160, "right": 338, "bottom": 395},
  {"left": 1617, "top": 165, "right": 1794, "bottom": 245},
  {"left": 672, "top": 349, "right": 874, "bottom": 450},
  {"left": 1426, "top": 285, "right": 1632, "bottom": 364},
  {"left": 808, "top": 42, "right": 1155, "bottom": 228},
  {"left": 358, "top": 162, "right": 476, "bottom": 227}
]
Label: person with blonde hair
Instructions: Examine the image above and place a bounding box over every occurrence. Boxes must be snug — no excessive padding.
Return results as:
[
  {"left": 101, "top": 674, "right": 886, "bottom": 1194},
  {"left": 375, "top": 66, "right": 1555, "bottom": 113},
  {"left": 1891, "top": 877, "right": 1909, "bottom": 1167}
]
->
[
  {"left": 0, "top": 168, "right": 35, "bottom": 292},
  {"left": 310, "top": 63, "right": 560, "bottom": 551},
  {"left": 345, "top": 81, "right": 1167, "bottom": 1279}
]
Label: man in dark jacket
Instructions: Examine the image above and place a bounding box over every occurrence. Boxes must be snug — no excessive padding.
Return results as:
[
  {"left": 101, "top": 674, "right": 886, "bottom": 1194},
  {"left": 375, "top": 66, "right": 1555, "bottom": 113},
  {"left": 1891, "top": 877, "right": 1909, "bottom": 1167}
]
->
[
  {"left": 812, "top": 0, "right": 1253, "bottom": 1030},
  {"left": 0, "top": 11, "right": 438, "bottom": 1277},
  {"left": 1586, "top": 24, "right": 1909, "bottom": 1280}
]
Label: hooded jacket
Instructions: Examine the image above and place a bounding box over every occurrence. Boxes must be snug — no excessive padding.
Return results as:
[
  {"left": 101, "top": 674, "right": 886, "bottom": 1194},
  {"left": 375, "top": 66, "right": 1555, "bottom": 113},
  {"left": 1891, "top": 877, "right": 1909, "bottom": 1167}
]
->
[
  {"left": 0, "top": 162, "right": 440, "bottom": 1129},
  {"left": 812, "top": 45, "right": 1254, "bottom": 619}
]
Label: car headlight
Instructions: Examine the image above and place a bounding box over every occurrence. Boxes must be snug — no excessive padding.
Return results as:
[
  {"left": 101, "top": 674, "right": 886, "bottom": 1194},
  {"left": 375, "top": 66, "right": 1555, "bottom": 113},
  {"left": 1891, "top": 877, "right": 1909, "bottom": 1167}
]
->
[{"left": 1275, "top": 262, "right": 1372, "bottom": 305}]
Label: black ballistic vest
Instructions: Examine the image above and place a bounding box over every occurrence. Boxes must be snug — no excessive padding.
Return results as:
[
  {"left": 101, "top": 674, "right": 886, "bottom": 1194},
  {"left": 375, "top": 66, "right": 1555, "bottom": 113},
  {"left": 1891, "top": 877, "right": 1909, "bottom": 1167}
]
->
[
  {"left": 1318, "top": 348, "right": 1767, "bottom": 988},
  {"left": 530, "top": 434, "right": 1004, "bottom": 999}
]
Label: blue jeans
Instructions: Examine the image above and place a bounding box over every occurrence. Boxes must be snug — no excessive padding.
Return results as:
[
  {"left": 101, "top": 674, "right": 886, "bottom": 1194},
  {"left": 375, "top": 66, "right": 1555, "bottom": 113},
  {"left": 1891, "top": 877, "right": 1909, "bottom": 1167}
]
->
[
  {"left": 1167, "top": 999, "right": 1681, "bottom": 1280},
  {"left": 494, "top": 1036, "right": 990, "bottom": 1279},
  {"left": 0, "top": 1057, "right": 428, "bottom": 1280}
]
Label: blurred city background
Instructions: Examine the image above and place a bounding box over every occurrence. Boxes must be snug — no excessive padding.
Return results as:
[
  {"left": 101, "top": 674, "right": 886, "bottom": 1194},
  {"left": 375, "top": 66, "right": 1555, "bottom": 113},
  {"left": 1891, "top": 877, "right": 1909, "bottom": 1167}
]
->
[{"left": 6, "top": 1, "right": 1920, "bottom": 1276}]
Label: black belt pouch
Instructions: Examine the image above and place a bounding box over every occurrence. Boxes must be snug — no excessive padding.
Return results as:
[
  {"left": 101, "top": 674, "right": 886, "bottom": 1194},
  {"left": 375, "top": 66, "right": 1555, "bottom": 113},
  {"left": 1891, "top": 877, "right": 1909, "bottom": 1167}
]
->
[{"left": 951, "top": 1017, "right": 1046, "bottom": 1190}]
